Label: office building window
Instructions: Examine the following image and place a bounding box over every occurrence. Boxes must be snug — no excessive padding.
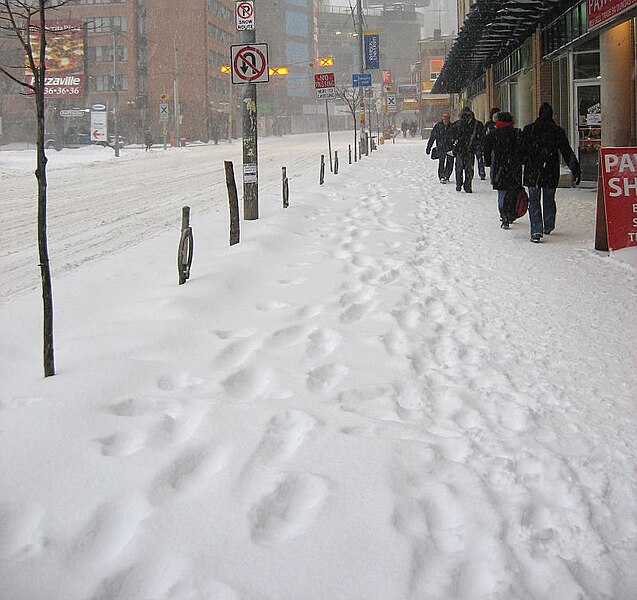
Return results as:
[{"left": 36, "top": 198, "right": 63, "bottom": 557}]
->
[
  {"left": 94, "top": 74, "right": 129, "bottom": 91},
  {"left": 86, "top": 17, "right": 127, "bottom": 33}
]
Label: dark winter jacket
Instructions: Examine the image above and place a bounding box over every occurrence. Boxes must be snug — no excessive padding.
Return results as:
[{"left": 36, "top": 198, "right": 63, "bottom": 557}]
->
[
  {"left": 483, "top": 123, "right": 523, "bottom": 191},
  {"left": 483, "top": 107, "right": 500, "bottom": 141},
  {"left": 449, "top": 108, "right": 483, "bottom": 158},
  {"left": 521, "top": 112, "right": 580, "bottom": 188},
  {"left": 426, "top": 120, "right": 453, "bottom": 154}
]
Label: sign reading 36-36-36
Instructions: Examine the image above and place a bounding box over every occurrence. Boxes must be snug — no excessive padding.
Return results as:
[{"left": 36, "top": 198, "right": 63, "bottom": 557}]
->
[{"left": 231, "top": 43, "right": 269, "bottom": 84}]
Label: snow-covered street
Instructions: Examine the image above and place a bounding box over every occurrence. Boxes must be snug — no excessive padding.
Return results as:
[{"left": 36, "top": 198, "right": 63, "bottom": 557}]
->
[{"left": 1, "top": 134, "right": 636, "bottom": 599}]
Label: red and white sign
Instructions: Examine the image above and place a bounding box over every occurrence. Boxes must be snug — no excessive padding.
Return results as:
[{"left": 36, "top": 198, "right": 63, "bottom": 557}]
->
[
  {"left": 25, "top": 20, "right": 85, "bottom": 97},
  {"left": 235, "top": 0, "right": 255, "bottom": 31},
  {"left": 588, "top": 0, "right": 637, "bottom": 29},
  {"left": 382, "top": 69, "right": 392, "bottom": 84},
  {"left": 314, "top": 72, "right": 335, "bottom": 100},
  {"left": 231, "top": 43, "right": 269, "bottom": 84},
  {"left": 599, "top": 147, "right": 637, "bottom": 250}
]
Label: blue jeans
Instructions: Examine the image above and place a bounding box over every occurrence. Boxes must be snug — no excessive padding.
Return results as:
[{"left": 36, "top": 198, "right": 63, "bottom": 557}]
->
[
  {"left": 475, "top": 150, "right": 486, "bottom": 178},
  {"left": 497, "top": 189, "right": 507, "bottom": 218},
  {"left": 527, "top": 187, "right": 557, "bottom": 236}
]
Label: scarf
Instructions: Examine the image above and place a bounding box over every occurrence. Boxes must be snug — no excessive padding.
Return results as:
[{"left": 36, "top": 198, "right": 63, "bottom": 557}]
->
[{"left": 495, "top": 120, "right": 514, "bottom": 128}]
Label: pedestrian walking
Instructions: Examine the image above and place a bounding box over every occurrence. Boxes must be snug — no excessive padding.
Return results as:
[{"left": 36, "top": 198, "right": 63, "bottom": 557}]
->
[
  {"left": 449, "top": 107, "right": 483, "bottom": 193},
  {"left": 426, "top": 112, "right": 454, "bottom": 183},
  {"left": 474, "top": 116, "right": 487, "bottom": 180},
  {"left": 483, "top": 107, "right": 500, "bottom": 184},
  {"left": 483, "top": 111, "right": 523, "bottom": 229},
  {"left": 144, "top": 129, "right": 153, "bottom": 151},
  {"left": 521, "top": 102, "right": 581, "bottom": 243},
  {"left": 401, "top": 119, "right": 409, "bottom": 138}
]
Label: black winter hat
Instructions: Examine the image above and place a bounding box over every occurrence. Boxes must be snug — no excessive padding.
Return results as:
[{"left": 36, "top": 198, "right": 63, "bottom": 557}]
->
[
  {"left": 539, "top": 102, "right": 553, "bottom": 120},
  {"left": 489, "top": 107, "right": 500, "bottom": 120},
  {"left": 497, "top": 111, "right": 513, "bottom": 123}
]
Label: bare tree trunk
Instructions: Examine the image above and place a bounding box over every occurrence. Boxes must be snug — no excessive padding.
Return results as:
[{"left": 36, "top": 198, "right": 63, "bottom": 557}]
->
[{"left": 35, "top": 4, "right": 54, "bottom": 376}]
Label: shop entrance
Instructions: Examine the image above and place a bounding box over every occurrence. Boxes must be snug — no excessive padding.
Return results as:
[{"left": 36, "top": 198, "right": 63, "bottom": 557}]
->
[{"left": 574, "top": 82, "right": 601, "bottom": 182}]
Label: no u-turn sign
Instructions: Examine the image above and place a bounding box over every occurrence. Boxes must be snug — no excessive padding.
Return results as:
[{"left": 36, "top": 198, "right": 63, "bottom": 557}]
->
[{"left": 231, "top": 43, "right": 269, "bottom": 84}]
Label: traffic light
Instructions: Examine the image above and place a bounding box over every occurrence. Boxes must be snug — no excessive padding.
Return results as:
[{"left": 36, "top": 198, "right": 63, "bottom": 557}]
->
[
  {"left": 319, "top": 57, "right": 334, "bottom": 66},
  {"left": 220, "top": 65, "right": 231, "bottom": 74},
  {"left": 269, "top": 66, "right": 289, "bottom": 76}
]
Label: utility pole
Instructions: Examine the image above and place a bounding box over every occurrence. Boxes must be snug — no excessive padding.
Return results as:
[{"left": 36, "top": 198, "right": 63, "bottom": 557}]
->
[
  {"left": 356, "top": 0, "right": 368, "bottom": 156},
  {"left": 242, "top": 26, "right": 258, "bottom": 219},
  {"left": 112, "top": 27, "right": 120, "bottom": 157},
  {"left": 173, "top": 39, "right": 180, "bottom": 146}
]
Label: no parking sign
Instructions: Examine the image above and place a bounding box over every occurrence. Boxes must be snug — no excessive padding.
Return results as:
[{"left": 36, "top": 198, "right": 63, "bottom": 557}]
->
[{"left": 236, "top": 1, "right": 255, "bottom": 30}]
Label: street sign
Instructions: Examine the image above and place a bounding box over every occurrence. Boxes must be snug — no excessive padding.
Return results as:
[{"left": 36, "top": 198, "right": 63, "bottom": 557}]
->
[
  {"left": 59, "top": 109, "right": 86, "bottom": 118},
  {"left": 314, "top": 72, "right": 335, "bottom": 100},
  {"left": 90, "top": 102, "right": 107, "bottom": 142},
  {"left": 231, "top": 43, "right": 269, "bottom": 84},
  {"left": 382, "top": 69, "right": 392, "bottom": 84},
  {"left": 352, "top": 73, "right": 372, "bottom": 87},
  {"left": 159, "top": 102, "right": 169, "bottom": 121},
  {"left": 386, "top": 93, "right": 397, "bottom": 112},
  {"left": 235, "top": 0, "right": 255, "bottom": 31},
  {"left": 160, "top": 92, "right": 170, "bottom": 101}
]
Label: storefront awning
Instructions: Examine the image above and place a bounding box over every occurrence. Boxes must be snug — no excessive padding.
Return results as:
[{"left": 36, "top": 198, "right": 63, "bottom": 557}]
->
[{"left": 431, "top": 0, "right": 576, "bottom": 94}]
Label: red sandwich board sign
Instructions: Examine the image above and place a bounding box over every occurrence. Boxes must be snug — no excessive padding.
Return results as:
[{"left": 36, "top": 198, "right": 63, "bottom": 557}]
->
[
  {"left": 596, "top": 147, "right": 637, "bottom": 251},
  {"left": 314, "top": 72, "right": 335, "bottom": 100},
  {"left": 231, "top": 43, "right": 269, "bottom": 84}
]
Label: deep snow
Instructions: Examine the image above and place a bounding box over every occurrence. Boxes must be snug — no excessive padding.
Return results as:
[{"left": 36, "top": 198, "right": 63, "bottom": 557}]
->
[{"left": 0, "top": 133, "right": 636, "bottom": 600}]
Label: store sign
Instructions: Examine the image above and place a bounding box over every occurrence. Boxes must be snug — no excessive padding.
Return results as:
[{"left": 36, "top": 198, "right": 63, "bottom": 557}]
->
[
  {"left": 598, "top": 147, "right": 637, "bottom": 250},
  {"left": 25, "top": 21, "right": 84, "bottom": 97},
  {"left": 587, "top": 0, "right": 637, "bottom": 29}
]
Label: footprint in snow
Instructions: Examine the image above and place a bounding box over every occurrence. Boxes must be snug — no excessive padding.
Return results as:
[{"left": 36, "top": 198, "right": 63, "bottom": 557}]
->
[
  {"left": 66, "top": 496, "right": 150, "bottom": 569},
  {"left": 148, "top": 444, "right": 228, "bottom": 505},
  {"left": 97, "top": 430, "right": 146, "bottom": 457},
  {"left": 0, "top": 502, "right": 46, "bottom": 559},
  {"left": 306, "top": 364, "right": 349, "bottom": 393},
  {"left": 248, "top": 473, "right": 329, "bottom": 544},
  {"left": 305, "top": 328, "right": 341, "bottom": 359}
]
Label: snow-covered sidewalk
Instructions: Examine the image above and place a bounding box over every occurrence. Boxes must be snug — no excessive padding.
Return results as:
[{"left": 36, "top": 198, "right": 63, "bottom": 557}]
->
[{"left": 1, "top": 136, "right": 636, "bottom": 599}]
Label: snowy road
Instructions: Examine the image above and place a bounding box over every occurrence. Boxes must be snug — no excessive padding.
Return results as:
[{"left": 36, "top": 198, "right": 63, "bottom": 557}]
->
[
  {"left": 0, "top": 132, "right": 350, "bottom": 302},
  {"left": 0, "top": 134, "right": 636, "bottom": 599}
]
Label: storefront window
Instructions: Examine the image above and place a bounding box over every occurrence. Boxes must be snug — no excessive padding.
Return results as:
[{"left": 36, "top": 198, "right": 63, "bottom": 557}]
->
[{"left": 573, "top": 51, "right": 600, "bottom": 78}]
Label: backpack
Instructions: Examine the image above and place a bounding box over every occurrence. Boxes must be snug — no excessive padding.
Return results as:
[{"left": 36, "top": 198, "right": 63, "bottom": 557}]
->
[{"left": 503, "top": 187, "right": 529, "bottom": 223}]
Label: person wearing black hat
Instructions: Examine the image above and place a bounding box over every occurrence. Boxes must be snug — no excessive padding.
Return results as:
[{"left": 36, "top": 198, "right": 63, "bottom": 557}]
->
[
  {"left": 521, "top": 102, "right": 581, "bottom": 243},
  {"left": 426, "top": 111, "right": 454, "bottom": 183},
  {"left": 449, "top": 106, "right": 483, "bottom": 193},
  {"left": 483, "top": 107, "right": 500, "bottom": 183},
  {"left": 483, "top": 111, "right": 523, "bottom": 229}
]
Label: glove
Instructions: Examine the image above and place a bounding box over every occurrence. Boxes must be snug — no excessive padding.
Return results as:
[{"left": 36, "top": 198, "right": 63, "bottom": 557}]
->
[
  {"left": 572, "top": 171, "right": 581, "bottom": 186},
  {"left": 426, "top": 147, "right": 431, "bottom": 155}
]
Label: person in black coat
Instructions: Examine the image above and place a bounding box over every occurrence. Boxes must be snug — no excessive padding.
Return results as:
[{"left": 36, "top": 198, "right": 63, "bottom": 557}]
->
[
  {"left": 449, "top": 106, "right": 484, "bottom": 193},
  {"left": 483, "top": 111, "right": 523, "bottom": 229},
  {"left": 426, "top": 112, "right": 454, "bottom": 183},
  {"left": 521, "top": 102, "right": 581, "bottom": 242},
  {"left": 483, "top": 106, "right": 500, "bottom": 183}
]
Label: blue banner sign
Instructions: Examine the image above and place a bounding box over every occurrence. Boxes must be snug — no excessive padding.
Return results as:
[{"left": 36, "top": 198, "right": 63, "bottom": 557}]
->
[
  {"left": 352, "top": 73, "right": 372, "bottom": 87},
  {"left": 364, "top": 30, "right": 380, "bottom": 70}
]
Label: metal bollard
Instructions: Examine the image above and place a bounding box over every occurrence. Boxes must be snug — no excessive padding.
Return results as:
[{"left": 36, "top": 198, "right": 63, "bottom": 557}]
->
[
  {"left": 282, "top": 166, "right": 289, "bottom": 208},
  {"left": 334, "top": 151, "right": 339, "bottom": 175},
  {"left": 320, "top": 154, "right": 325, "bottom": 185}
]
